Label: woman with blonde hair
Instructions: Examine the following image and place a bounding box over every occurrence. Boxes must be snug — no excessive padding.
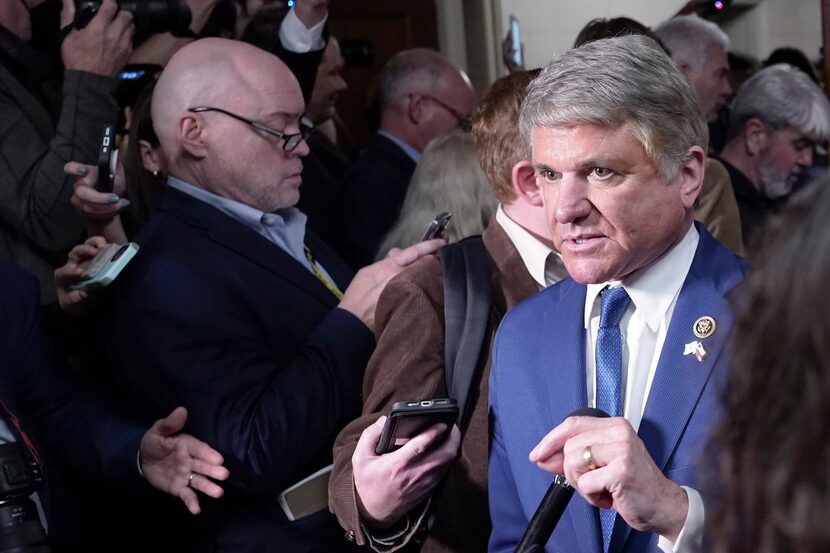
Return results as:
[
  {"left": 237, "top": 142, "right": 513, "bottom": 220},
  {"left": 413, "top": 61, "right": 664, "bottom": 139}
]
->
[{"left": 375, "top": 129, "right": 496, "bottom": 259}]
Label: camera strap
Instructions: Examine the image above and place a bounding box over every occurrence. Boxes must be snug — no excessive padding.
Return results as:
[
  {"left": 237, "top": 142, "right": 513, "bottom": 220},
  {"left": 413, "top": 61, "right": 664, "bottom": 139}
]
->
[{"left": 0, "top": 400, "right": 43, "bottom": 475}]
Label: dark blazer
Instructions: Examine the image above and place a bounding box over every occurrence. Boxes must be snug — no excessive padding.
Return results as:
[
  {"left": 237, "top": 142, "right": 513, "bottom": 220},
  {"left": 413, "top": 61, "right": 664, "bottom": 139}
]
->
[
  {"left": 488, "top": 225, "right": 746, "bottom": 553},
  {"left": 0, "top": 259, "right": 147, "bottom": 551},
  {"left": 297, "top": 132, "right": 354, "bottom": 249},
  {"left": 334, "top": 132, "right": 417, "bottom": 270},
  {"left": 103, "top": 186, "right": 374, "bottom": 552},
  {"left": 330, "top": 221, "right": 539, "bottom": 552}
]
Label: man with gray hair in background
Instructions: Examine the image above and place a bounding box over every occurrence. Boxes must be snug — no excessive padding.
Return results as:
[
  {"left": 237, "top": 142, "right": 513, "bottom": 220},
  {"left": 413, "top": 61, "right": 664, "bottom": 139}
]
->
[
  {"left": 719, "top": 63, "right": 830, "bottom": 251},
  {"left": 488, "top": 35, "right": 746, "bottom": 553},
  {"left": 335, "top": 48, "right": 475, "bottom": 270},
  {"left": 655, "top": 14, "right": 744, "bottom": 256},
  {"left": 655, "top": 14, "right": 732, "bottom": 124}
]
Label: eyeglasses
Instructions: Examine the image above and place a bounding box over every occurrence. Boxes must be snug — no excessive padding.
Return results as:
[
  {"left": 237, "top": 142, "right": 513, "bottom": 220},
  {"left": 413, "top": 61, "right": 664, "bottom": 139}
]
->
[
  {"left": 420, "top": 95, "right": 472, "bottom": 132},
  {"left": 188, "top": 106, "right": 314, "bottom": 152}
]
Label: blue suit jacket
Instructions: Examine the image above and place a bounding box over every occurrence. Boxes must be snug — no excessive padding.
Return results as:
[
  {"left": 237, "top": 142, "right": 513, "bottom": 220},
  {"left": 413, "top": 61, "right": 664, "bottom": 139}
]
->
[
  {"left": 103, "top": 187, "right": 374, "bottom": 552},
  {"left": 488, "top": 225, "right": 746, "bottom": 553}
]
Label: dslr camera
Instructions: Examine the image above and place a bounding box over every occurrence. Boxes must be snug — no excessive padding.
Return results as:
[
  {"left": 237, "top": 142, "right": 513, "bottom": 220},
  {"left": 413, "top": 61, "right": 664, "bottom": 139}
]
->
[
  {"left": 0, "top": 443, "right": 48, "bottom": 553},
  {"left": 73, "top": 0, "right": 192, "bottom": 37}
]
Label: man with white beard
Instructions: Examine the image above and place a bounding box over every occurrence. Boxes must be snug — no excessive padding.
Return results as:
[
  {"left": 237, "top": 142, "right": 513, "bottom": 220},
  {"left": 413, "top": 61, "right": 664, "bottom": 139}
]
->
[{"left": 718, "top": 63, "right": 830, "bottom": 252}]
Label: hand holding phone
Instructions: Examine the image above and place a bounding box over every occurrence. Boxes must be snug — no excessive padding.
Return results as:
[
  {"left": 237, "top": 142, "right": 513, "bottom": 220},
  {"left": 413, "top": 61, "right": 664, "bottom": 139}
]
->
[
  {"left": 70, "top": 242, "right": 139, "bottom": 291},
  {"left": 421, "top": 212, "right": 452, "bottom": 241},
  {"left": 375, "top": 398, "right": 459, "bottom": 455}
]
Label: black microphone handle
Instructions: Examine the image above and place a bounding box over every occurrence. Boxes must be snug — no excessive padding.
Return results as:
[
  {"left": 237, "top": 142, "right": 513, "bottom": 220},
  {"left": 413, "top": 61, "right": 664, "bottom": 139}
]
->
[
  {"left": 514, "top": 474, "right": 573, "bottom": 553},
  {"left": 513, "top": 407, "right": 610, "bottom": 553}
]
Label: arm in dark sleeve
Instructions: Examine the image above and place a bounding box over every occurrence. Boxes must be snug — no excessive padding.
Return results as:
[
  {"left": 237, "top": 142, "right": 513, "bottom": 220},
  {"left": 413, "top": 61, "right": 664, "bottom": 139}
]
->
[
  {"left": 0, "top": 70, "right": 118, "bottom": 251},
  {"left": 109, "top": 260, "right": 375, "bottom": 493},
  {"left": 5, "top": 264, "right": 146, "bottom": 491}
]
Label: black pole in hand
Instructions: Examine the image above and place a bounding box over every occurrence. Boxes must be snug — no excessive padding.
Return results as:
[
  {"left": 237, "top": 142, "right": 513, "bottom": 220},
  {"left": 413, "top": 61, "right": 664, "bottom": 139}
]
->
[{"left": 513, "top": 407, "right": 610, "bottom": 553}]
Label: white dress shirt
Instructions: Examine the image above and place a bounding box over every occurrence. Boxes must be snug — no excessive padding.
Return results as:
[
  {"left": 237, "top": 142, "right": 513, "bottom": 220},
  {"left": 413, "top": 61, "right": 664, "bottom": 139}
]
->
[
  {"left": 495, "top": 205, "right": 566, "bottom": 289},
  {"left": 278, "top": 7, "right": 327, "bottom": 53},
  {"left": 583, "top": 224, "right": 704, "bottom": 553}
]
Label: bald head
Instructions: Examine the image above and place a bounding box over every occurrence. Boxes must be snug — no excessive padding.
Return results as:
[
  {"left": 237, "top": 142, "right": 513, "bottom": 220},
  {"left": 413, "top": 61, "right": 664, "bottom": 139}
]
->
[
  {"left": 151, "top": 38, "right": 310, "bottom": 212},
  {"left": 152, "top": 38, "right": 302, "bottom": 159}
]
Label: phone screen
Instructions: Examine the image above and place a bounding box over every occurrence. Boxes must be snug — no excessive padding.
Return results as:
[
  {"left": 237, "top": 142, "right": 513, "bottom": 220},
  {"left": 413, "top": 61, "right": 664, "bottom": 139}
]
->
[{"left": 509, "top": 15, "right": 523, "bottom": 68}]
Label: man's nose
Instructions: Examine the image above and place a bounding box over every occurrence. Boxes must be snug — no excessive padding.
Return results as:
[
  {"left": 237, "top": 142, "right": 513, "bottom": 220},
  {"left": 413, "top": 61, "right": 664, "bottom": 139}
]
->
[
  {"left": 554, "top": 177, "right": 592, "bottom": 224},
  {"left": 797, "top": 146, "right": 814, "bottom": 167}
]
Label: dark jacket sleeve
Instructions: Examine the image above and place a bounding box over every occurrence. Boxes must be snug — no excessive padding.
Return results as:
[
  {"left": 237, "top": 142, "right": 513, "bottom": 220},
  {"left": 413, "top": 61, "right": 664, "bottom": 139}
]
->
[
  {"left": 1, "top": 262, "right": 146, "bottom": 491},
  {"left": 0, "top": 69, "right": 118, "bottom": 251},
  {"left": 108, "top": 257, "right": 375, "bottom": 494}
]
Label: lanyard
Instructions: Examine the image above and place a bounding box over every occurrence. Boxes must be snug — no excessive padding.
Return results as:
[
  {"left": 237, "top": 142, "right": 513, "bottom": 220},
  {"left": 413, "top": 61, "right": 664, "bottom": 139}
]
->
[{"left": 303, "top": 244, "right": 343, "bottom": 300}]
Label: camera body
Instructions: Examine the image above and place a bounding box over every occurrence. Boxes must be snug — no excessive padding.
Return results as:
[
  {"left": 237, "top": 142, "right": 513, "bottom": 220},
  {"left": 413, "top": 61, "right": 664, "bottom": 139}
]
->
[
  {"left": 0, "top": 443, "right": 49, "bottom": 553},
  {"left": 73, "top": 0, "right": 192, "bottom": 37}
]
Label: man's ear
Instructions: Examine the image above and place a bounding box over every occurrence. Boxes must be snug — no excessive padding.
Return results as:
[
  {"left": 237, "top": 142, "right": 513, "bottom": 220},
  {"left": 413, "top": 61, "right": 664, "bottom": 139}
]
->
[
  {"left": 678, "top": 145, "right": 705, "bottom": 210},
  {"left": 178, "top": 113, "right": 208, "bottom": 158},
  {"left": 407, "top": 93, "right": 425, "bottom": 125},
  {"left": 744, "top": 117, "right": 768, "bottom": 157},
  {"left": 512, "top": 159, "right": 543, "bottom": 206}
]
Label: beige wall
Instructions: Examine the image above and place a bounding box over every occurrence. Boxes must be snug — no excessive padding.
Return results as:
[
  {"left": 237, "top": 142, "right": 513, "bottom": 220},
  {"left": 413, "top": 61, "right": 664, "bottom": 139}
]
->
[
  {"left": 436, "top": 0, "right": 824, "bottom": 93},
  {"left": 496, "top": 0, "right": 686, "bottom": 69},
  {"left": 725, "top": 0, "right": 822, "bottom": 63}
]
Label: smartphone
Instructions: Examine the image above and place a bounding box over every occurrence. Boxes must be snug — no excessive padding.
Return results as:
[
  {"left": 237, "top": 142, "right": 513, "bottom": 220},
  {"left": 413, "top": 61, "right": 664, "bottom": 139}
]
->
[
  {"left": 421, "top": 212, "right": 452, "bottom": 241},
  {"left": 375, "top": 398, "right": 459, "bottom": 455},
  {"left": 508, "top": 15, "right": 523, "bottom": 69},
  {"left": 97, "top": 124, "right": 118, "bottom": 193},
  {"left": 70, "top": 242, "right": 139, "bottom": 291}
]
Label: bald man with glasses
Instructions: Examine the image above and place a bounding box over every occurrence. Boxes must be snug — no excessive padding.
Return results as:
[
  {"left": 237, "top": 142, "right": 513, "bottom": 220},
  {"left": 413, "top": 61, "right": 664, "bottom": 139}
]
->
[{"left": 97, "top": 38, "right": 441, "bottom": 553}]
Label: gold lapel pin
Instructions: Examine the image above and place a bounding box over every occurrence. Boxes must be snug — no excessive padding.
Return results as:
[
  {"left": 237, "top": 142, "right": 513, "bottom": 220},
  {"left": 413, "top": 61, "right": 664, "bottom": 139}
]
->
[{"left": 693, "top": 316, "right": 716, "bottom": 339}]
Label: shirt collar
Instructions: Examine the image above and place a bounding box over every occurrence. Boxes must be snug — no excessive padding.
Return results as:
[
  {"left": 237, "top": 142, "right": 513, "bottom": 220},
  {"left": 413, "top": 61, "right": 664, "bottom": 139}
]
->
[
  {"left": 378, "top": 130, "right": 422, "bottom": 163},
  {"left": 495, "top": 204, "right": 560, "bottom": 288},
  {"left": 584, "top": 224, "right": 699, "bottom": 331},
  {"left": 166, "top": 176, "right": 307, "bottom": 242}
]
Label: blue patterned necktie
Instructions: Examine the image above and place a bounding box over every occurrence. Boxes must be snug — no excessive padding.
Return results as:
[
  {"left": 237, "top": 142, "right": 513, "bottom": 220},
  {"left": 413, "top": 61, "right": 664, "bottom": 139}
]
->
[{"left": 595, "top": 286, "right": 631, "bottom": 552}]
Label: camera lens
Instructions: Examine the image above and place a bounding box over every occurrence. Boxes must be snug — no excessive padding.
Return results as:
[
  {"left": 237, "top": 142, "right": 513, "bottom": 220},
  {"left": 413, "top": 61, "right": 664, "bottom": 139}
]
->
[
  {"left": 118, "top": 0, "right": 192, "bottom": 37},
  {"left": 74, "top": 0, "right": 192, "bottom": 36},
  {"left": 0, "top": 498, "right": 50, "bottom": 553}
]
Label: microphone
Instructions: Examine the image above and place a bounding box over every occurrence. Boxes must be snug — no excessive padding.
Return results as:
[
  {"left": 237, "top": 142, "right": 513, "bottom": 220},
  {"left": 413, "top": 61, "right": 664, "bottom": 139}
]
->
[{"left": 514, "top": 407, "right": 610, "bottom": 553}]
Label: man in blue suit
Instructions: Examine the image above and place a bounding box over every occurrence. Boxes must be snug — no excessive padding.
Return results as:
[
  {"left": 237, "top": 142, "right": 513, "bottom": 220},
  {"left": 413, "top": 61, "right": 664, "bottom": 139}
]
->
[
  {"left": 488, "top": 35, "right": 746, "bottom": 553},
  {"left": 101, "top": 37, "right": 440, "bottom": 552}
]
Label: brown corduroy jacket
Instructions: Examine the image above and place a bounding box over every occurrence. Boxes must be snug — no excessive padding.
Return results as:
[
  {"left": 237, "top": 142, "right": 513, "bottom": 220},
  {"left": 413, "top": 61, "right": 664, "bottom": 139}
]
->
[{"left": 330, "top": 220, "right": 540, "bottom": 553}]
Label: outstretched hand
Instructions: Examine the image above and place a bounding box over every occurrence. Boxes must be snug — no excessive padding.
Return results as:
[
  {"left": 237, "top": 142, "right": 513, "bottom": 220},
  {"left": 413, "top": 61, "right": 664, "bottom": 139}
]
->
[{"left": 139, "top": 407, "right": 230, "bottom": 515}]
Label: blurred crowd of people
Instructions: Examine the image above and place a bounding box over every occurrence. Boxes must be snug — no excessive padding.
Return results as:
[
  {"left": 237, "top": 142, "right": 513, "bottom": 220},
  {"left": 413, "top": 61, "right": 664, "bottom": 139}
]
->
[{"left": 2, "top": 0, "right": 830, "bottom": 552}]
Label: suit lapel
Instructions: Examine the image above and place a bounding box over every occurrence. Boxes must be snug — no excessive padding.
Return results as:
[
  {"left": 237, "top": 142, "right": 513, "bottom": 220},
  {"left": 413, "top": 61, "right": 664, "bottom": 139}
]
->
[
  {"left": 160, "top": 187, "right": 343, "bottom": 309},
  {"left": 542, "top": 279, "right": 603, "bottom": 553},
  {"left": 615, "top": 227, "right": 745, "bottom": 551}
]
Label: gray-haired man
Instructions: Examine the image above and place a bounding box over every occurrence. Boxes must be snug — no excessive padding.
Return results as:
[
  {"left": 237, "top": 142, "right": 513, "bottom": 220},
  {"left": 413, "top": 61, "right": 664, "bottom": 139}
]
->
[
  {"left": 718, "top": 63, "right": 830, "bottom": 249},
  {"left": 488, "top": 35, "right": 746, "bottom": 553}
]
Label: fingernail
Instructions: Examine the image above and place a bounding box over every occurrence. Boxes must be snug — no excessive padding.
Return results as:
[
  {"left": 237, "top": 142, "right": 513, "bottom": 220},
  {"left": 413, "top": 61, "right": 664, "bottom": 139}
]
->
[
  {"left": 529, "top": 447, "right": 539, "bottom": 461},
  {"left": 76, "top": 166, "right": 87, "bottom": 174},
  {"left": 107, "top": 195, "right": 119, "bottom": 204},
  {"left": 119, "top": 199, "right": 131, "bottom": 208}
]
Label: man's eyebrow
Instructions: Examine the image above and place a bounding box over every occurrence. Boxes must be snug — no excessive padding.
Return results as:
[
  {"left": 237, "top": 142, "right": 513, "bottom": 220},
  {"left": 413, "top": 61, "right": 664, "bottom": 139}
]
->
[
  {"left": 576, "top": 157, "right": 623, "bottom": 169},
  {"left": 533, "top": 162, "right": 557, "bottom": 173},
  {"left": 261, "top": 110, "right": 300, "bottom": 120}
]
